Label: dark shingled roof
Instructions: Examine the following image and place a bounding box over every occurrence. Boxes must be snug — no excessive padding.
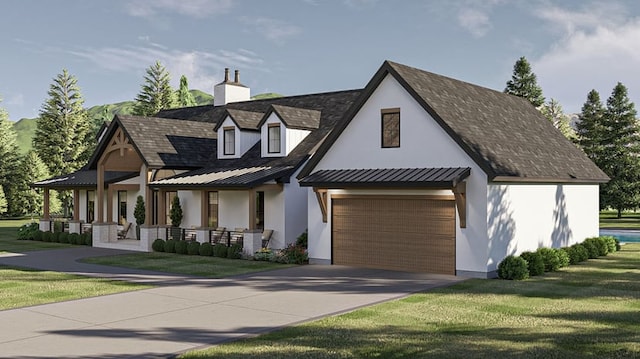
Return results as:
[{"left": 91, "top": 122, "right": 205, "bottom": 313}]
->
[
  {"left": 87, "top": 115, "right": 217, "bottom": 169},
  {"left": 299, "top": 168, "right": 471, "bottom": 188},
  {"left": 267, "top": 105, "right": 321, "bottom": 130},
  {"left": 299, "top": 61, "right": 609, "bottom": 183},
  {"left": 151, "top": 90, "right": 362, "bottom": 188},
  {"left": 32, "top": 170, "right": 137, "bottom": 188},
  {"left": 216, "top": 109, "right": 264, "bottom": 131}
]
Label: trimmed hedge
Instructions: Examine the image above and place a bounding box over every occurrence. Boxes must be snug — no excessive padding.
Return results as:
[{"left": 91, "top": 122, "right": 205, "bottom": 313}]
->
[
  {"left": 152, "top": 239, "right": 165, "bottom": 252},
  {"left": 537, "top": 247, "right": 561, "bottom": 272},
  {"left": 601, "top": 236, "right": 617, "bottom": 253},
  {"left": 498, "top": 255, "right": 529, "bottom": 280},
  {"left": 227, "top": 244, "right": 242, "bottom": 259},
  {"left": 581, "top": 238, "right": 600, "bottom": 259},
  {"left": 555, "top": 248, "right": 570, "bottom": 268},
  {"left": 199, "top": 242, "right": 213, "bottom": 256},
  {"left": 187, "top": 241, "right": 201, "bottom": 255},
  {"left": 213, "top": 244, "right": 228, "bottom": 258},
  {"left": 519, "top": 251, "right": 545, "bottom": 276},
  {"left": 175, "top": 240, "right": 188, "bottom": 254},
  {"left": 164, "top": 239, "right": 177, "bottom": 253}
]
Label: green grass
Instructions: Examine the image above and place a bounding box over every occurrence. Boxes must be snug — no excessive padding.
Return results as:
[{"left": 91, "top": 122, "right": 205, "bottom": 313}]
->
[
  {"left": 0, "top": 265, "right": 150, "bottom": 310},
  {"left": 180, "top": 244, "right": 640, "bottom": 359},
  {"left": 82, "top": 252, "right": 293, "bottom": 278},
  {"left": 0, "top": 219, "right": 73, "bottom": 253},
  {"left": 600, "top": 210, "right": 640, "bottom": 229}
]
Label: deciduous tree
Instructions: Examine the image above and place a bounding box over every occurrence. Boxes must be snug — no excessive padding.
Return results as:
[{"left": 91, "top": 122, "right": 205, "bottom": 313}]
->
[
  {"left": 505, "top": 56, "right": 545, "bottom": 107},
  {"left": 133, "top": 61, "right": 176, "bottom": 116}
]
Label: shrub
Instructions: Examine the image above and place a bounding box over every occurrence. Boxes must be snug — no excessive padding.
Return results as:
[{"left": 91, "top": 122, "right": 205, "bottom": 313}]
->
[
  {"left": 67, "top": 233, "right": 80, "bottom": 245},
  {"left": 83, "top": 232, "right": 92, "bottom": 246},
  {"left": 164, "top": 239, "right": 177, "bottom": 253},
  {"left": 498, "top": 255, "right": 529, "bottom": 280},
  {"left": 227, "top": 244, "right": 242, "bottom": 259},
  {"left": 33, "top": 230, "right": 44, "bottom": 241},
  {"left": 175, "top": 240, "right": 188, "bottom": 254},
  {"left": 519, "top": 251, "right": 545, "bottom": 276},
  {"left": 296, "top": 230, "right": 308, "bottom": 249},
  {"left": 59, "top": 232, "right": 70, "bottom": 244},
  {"left": 571, "top": 243, "right": 589, "bottom": 263},
  {"left": 581, "top": 238, "right": 600, "bottom": 259},
  {"left": 213, "top": 244, "right": 228, "bottom": 258},
  {"left": 281, "top": 244, "right": 308, "bottom": 264},
  {"left": 53, "top": 221, "right": 63, "bottom": 233},
  {"left": 254, "top": 248, "right": 273, "bottom": 261},
  {"left": 152, "top": 239, "right": 165, "bottom": 252},
  {"left": 199, "top": 242, "right": 213, "bottom": 256},
  {"left": 52, "top": 231, "right": 62, "bottom": 243},
  {"left": 601, "top": 236, "right": 617, "bottom": 253},
  {"left": 17, "top": 223, "right": 40, "bottom": 240},
  {"left": 42, "top": 231, "right": 52, "bottom": 242},
  {"left": 563, "top": 247, "right": 578, "bottom": 265},
  {"left": 187, "top": 241, "right": 200, "bottom": 255},
  {"left": 586, "top": 237, "right": 608, "bottom": 256},
  {"left": 537, "top": 247, "right": 561, "bottom": 272},
  {"left": 555, "top": 248, "right": 570, "bottom": 268}
]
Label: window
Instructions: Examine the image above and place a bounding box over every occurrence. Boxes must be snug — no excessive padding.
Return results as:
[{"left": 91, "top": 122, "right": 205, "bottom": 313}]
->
[
  {"left": 268, "top": 124, "right": 281, "bottom": 153},
  {"left": 86, "top": 190, "right": 95, "bottom": 223},
  {"left": 381, "top": 109, "right": 400, "bottom": 148},
  {"left": 208, "top": 191, "right": 218, "bottom": 228},
  {"left": 256, "top": 191, "right": 265, "bottom": 230},
  {"left": 223, "top": 127, "right": 235, "bottom": 155},
  {"left": 117, "top": 191, "right": 127, "bottom": 225},
  {"left": 151, "top": 190, "right": 158, "bottom": 225}
]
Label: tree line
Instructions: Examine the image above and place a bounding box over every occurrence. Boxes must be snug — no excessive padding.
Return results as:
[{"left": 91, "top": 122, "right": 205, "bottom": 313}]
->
[
  {"left": 0, "top": 61, "right": 194, "bottom": 217},
  {"left": 504, "top": 57, "right": 638, "bottom": 218}
]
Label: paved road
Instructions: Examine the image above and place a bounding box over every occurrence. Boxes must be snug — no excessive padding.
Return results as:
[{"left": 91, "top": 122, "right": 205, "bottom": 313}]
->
[{"left": 0, "top": 247, "right": 463, "bottom": 359}]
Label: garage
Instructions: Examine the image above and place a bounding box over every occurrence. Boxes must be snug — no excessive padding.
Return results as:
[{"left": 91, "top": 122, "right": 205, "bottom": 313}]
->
[{"left": 332, "top": 195, "right": 456, "bottom": 274}]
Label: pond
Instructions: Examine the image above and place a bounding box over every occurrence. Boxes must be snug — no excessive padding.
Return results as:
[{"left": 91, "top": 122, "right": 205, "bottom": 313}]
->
[{"left": 599, "top": 229, "right": 640, "bottom": 243}]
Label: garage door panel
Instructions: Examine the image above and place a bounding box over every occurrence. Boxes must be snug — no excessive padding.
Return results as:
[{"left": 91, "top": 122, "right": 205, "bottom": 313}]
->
[{"left": 332, "top": 197, "right": 455, "bottom": 274}]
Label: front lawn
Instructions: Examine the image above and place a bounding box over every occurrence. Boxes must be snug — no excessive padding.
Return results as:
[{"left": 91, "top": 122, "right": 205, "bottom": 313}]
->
[
  {"left": 600, "top": 210, "right": 640, "bottom": 229},
  {"left": 0, "top": 265, "right": 151, "bottom": 310},
  {"left": 0, "top": 219, "right": 73, "bottom": 253},
  {"left": 180, "top": 244, "right": 640, "bottom": 358},
  {"left": 82, "top": 252, "right": 293, "bottom": 278}
]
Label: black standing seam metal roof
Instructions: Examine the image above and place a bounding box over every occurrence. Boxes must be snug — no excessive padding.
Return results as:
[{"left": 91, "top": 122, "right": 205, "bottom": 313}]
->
[
  {"left": 148, "top": 166, "right": 294, "bottom": 188},
  {"left": 31, "top": 170, "right": 138, "bottom": 189},
  {"left": 299, "top": 168, "right": 471, "bottom": 188},
  {"left": 298, "top": 60, "right": 609, "bottom": 184}
]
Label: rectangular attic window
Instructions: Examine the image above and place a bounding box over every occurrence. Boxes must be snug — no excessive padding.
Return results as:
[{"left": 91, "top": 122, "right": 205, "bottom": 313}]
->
[
  {"left": 223, "top": 127, "right": 235, "bottom": 155},
  {"left": 268, "top": 123, "right": 281, "bottom": 153},
  {"left": 381, "top": 108, "right": 400, "bottom": 148}
]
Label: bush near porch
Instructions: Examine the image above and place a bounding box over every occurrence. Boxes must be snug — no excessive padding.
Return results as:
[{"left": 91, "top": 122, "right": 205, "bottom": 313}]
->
[{"left": 15, "top": 223, "right": 92, "bottom": 246}]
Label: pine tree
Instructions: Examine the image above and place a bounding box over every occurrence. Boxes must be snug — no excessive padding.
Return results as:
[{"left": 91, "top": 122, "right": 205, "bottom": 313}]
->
[
  {"left": 541, "top": 98, "right": 575, "bottom": 140},
  {"left": 11, "top": 151, "right": 52, "bottom": 216},
  {"left": 576, "top": 90, "right": 606, "bottom": 166},
  {"left": 33, "top": 69, "right": 92, "bottom": 215},
  {"left": 599, "top": 83, "right": 640, "bottom": 218},
  {"left": 177, "top": 75, "right": 196, "bottom": 107},
  {"left": 133, "top": 61, "right": 176, "bottom": 116},
  {"left": 505, "top": 56, "right": 545, "bottom": 107},
  {"left": 0, "top": 98, "right": 20, "bottom": 215}
]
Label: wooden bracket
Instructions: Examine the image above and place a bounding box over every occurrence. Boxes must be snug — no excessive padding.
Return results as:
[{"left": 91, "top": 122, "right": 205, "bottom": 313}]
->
[
  {"left": 453, "top": 182, "right": 467, "bottom": 228},
  {"left": 314, "top": 188, "right": 328, "bottom": 223}
]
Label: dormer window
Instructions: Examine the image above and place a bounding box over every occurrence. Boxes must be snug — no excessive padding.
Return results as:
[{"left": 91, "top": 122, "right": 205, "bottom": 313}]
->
[
  {"left": 268, "top": 124, "right": 281, "bottom": 153},
  {"left": 381, "top": 108, "right": 400, "bottom": 148},
  {"left": 223, "top": 127, "right": 235, "bottom": 155}
]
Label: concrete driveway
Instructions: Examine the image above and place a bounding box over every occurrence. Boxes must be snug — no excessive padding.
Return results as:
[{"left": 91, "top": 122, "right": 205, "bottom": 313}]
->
[{"left": 0, "top": 247, "right": 462, "bottom": 359}]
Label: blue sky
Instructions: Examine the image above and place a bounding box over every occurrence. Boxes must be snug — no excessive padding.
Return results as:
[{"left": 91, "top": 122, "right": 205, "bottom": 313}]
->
[{"left": 1, "top": 0, "right": 640, "bottom": 121}]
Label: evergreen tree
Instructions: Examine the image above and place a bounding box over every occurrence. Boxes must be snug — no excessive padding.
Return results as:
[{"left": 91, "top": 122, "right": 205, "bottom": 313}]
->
[
  {"left": 0, "top": 98, "right": 20, "bottom": 215},
  {"left": 11, "top": 151, "right": 52, "bottom": 216},
  {"left": 576, "top": 90, "right": 606, "bottom": 165},
  {"left": 0, "top": 186, "right": 7, "bottom": 215},
  {"left": 599, "top": 83, "right": 640, "bottom": 218},
  {"left": 177, "top": 75, "right": 196, "bottom": 107},
  {"left": 133, "top": 61, "right": 176, "bottom": 116},
  {"left": 33, "top": 69, "right": 92, "bottom": 215},
  {"left": 505, "top": 56, "right": 545, "bottom": 107},
  {"left": 540, "top": 98, "right": 575, "bottom": 140}
]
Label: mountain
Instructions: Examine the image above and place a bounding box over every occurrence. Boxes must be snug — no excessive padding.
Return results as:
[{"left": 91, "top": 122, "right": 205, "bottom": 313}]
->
[{"left": 12, "top": 90, "right": 281, "bottom": 154}]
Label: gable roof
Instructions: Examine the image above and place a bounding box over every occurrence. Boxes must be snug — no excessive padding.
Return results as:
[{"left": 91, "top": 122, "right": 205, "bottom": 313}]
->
[
  {"left": 86, "top": 115, "right": 217, "bottom": 170},
  {"left": 261, "top": 105, "right": 321, "bottom": 130},
  {"left": 214, "top": 109, "right": 263, "bottom": 131},
  {"left": 298, "top": 61, "right": 609, "bottom": 183}
]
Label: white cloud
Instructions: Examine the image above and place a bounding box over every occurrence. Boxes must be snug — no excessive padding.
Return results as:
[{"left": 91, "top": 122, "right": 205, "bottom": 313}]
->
[
  {"left": 445, "top": 0, "right": 504, "bottom": 38},
  {"left": 6, "top": 93, "right": 24, "bottom": 106},
  {"left": 457, "top": 8, "right": 491, "bottom": 38},
  {"left": 124, "top": 0, "right": 233, "bottom": 19},
  {"left": 239, "top": 17, "right": 301, "bottom": 45},
  {"left": 66, "top": 44, "right": 264, "bottom": 92},
  {"left": 532, "top": 3, "right": 640, "bottom": 113}
]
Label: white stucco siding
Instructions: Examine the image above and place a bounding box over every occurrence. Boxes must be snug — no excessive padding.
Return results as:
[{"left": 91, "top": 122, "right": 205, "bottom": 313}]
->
[
  {"left": 308, "top": 73, "right": 490, "bottom": 273},
  {"left": 218, "top": 191, "right": 250, "bottom": 230},
  {"left": 283, "top": 167, "right": 309, "bottom": 248},
  {"left": 177, "top": 190, "right": 201, "bottom": 229},
  {"left": 264, "top": 189, "right": 285, "bottom": 248},
  {"left": 487, "top": 183, "right": 600, "bottom": 271},
  {"left": 285, "top": 128, "right": 311, "bottom": 155}
]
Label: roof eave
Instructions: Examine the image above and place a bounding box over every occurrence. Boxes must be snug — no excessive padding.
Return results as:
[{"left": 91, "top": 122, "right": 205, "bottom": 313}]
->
[
  {"left": 299, "top": 181, "right": 459, "bottom": 189},
  {"left": 490, "top": 176, "right": 610, "bottom": 184}
]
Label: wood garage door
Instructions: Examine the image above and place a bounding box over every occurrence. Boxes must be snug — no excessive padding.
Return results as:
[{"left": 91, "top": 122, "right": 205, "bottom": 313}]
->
[{"left": 332, "top": 196, "right": 455, "bottom": 274}]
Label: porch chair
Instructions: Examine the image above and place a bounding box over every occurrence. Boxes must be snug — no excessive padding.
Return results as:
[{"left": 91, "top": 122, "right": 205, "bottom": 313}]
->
[
  {"left": 261, "top": 229, "right": 273, "bottom": 248},
  {"left": 210, "top": 227, "right": 226, "bottom": 244},
  {"left": 231, "top": 228, "right": 246, "bottom": 245},
  {"left": 117, "top": 219, "right": 132, "bottom": 240}
]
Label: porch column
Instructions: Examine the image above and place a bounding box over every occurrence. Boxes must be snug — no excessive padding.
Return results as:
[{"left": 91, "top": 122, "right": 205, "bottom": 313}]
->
[
  {"left": 73, "top": 189, "right": 80, "bottom": 221},
  {"left": 106, "top": 184, "right": 113, "bottom": 223},
  {"left": 43, "top": 188, "right": 50, "bottom": 220},
  {"left": 97, "top": 164, "right": 104, "bottom": 223},
  {"left": 248, "top": 188, "right": 256, "bottom": 230},
  {"left": 144, "top": 170, "right": 153, "bottom": 225}
]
